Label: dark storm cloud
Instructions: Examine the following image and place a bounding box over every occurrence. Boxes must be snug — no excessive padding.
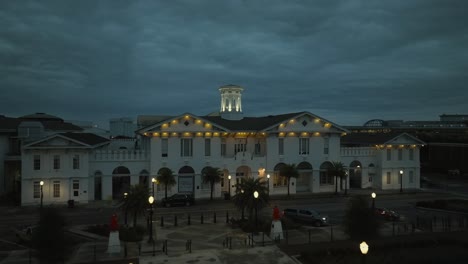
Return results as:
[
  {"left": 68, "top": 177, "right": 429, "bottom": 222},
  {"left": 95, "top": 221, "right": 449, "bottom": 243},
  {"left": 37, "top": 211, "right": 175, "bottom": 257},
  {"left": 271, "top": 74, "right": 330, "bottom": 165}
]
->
[{"left": 1, "top": 0, "right": 467, "bottom": 128}]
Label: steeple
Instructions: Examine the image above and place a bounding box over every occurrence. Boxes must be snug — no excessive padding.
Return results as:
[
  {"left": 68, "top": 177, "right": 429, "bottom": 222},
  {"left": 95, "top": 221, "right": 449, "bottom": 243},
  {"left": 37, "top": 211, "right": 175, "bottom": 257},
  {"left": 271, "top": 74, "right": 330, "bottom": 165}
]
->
[{"left": 219, "top": 84, "right": 244, "bottom": 120}]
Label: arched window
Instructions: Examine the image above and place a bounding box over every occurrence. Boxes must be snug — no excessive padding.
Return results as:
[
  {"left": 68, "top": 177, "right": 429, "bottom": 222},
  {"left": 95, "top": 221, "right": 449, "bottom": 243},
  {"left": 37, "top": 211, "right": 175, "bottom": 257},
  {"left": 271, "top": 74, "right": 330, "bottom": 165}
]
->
[
  {"left": 273, "top": 163, "right": 287, "bottom": 187},
  {"left": 319, "top": 162, "right": 333, "bottom": 185}
]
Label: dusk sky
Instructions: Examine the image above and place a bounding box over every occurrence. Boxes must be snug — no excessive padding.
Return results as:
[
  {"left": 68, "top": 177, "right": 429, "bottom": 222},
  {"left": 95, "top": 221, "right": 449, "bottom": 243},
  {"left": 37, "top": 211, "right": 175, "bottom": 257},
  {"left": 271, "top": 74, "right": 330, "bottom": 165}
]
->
[{"left": 1, "top": 0, "right": 467, "bottom": 129}]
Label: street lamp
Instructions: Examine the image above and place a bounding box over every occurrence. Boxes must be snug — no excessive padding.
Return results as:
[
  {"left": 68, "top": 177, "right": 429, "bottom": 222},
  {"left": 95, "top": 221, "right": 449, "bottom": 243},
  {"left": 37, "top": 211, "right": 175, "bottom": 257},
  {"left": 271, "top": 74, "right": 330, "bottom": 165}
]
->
[
  {"left": 151, "top": 178, "right": 156, "bottom": 197},
  {"left": 124, "top": 192, "right": 128, "bottom": 226},
  {"left": 228, "top": 175, "right": 231, "bottom": 197},
  {"left": 40, "top": 181, "right": 44, "bottom": 211},
  {"left": 267, "top": 174, "right": 270, "bottom": 194},
  {"left": 360, "top": 241, "right": 369, "bottom": 264},
  {"left": 399, "top": 170, "right": 404, "bottom": 193},
  {"left": 253, "top": 191, "right": 259, "bottom": 231},
  {"left": 345, "top": 170, "right": 348, "bottom": 195},
  {"left": 148, "top": 196, "right": 154, "bottom": 243},
  {"left": 371, "top": 192, "right": 376, "bottom": 210}
]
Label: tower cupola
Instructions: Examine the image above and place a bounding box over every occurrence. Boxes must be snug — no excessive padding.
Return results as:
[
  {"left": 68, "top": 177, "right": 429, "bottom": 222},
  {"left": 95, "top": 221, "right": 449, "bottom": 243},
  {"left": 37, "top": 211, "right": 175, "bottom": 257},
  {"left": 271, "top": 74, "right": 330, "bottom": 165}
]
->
[{"left": 219, "top": 84, "right": 244, "bottom": 120}]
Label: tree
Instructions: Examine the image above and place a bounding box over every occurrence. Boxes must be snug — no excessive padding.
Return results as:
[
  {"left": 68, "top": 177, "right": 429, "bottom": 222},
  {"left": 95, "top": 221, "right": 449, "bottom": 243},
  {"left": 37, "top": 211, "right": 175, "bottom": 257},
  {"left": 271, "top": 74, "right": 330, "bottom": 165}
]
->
[
  {"left": 202, "top": 166, "right": 222, "bottom": 200},
  {"left": 342, "top": 195, "right": 380, "bottom": 241},
  {"left": 329, "top": 161, "right": 346, "bottom": 195},
  {"left": 156, "top": 167, "right": 176, "bottom": 200},
  {"left": 279, "top": 163, "right": 299, "bottom": 197},
  {"left": 232, "top": 177, "right": 269, "bottom": 222},
  {"left": 119, "top": 184, "right": 150, "bottom": 227},
  {"left": 33, "top": 208, "right": 68, "bottom": 264}
]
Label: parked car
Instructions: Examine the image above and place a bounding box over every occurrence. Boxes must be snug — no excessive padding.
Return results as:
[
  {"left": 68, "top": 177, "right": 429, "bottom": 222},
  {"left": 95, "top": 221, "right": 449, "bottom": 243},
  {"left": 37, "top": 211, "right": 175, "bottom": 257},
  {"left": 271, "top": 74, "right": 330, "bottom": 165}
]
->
[
  {"left": 161, "top": 193, "right": 195, "bottom": 207},
  {"left": 282, "top": 208, "right": 328, "bottom": 227},
  {"left": 375, "top": 208, "right": 400, "bottom": 221}
]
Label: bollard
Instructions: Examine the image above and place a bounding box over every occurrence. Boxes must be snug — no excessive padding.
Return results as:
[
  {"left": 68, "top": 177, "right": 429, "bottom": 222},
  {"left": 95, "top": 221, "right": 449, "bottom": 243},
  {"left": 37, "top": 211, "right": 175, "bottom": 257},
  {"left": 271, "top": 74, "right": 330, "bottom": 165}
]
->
[
  {"left": 152, "top": 240, "right": 155, "bottom": 256},
  {"left": 161, "top": 215, "right": 164, "bottom": 227},
  {"left": 188, "top": 214, "right": 191, "bottom": 225},
  {"left": 251, "top": 232, "right": 254, "bottom": 247},
  {"left": 330, "top": 222, "right": 334, "bottom": 242},
  {"left": 93, "top": 239, "right": 96, "bottom": 262},
  {"left": 226, "top": 211, "right": 229, "bottom": 223},
  {"left": 174, "top": 215, "right": 178, "bottom": 226},
  {"left": 138, "top": 242, "right": 141, "bottom": 256},
  {"left": 262, "top": 232, "right": 265, "bottom": 246},
  {"left": 214, "top": 212, "right": 217, "bottom": 223},
  {"left": 201, "top": 213, "right": 204, "bottom": 224}
]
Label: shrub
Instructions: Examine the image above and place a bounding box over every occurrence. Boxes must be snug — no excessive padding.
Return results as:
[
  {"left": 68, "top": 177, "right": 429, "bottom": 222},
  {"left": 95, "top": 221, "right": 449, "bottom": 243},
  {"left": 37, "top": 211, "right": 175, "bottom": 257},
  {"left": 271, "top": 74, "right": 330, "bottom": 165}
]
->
[
  {"left": 119, "top": 225, "right": 146, "bottom": 242},
  {"left": 342, "top": 195, "right": 380, "bottom": 241}
]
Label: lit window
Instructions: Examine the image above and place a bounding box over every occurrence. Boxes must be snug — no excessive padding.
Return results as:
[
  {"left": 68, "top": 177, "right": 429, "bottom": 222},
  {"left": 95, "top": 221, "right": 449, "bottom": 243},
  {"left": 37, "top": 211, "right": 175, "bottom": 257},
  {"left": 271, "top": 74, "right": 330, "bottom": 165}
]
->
[{"left": 53, "top": 181, "right": 60, "bottom": 197}]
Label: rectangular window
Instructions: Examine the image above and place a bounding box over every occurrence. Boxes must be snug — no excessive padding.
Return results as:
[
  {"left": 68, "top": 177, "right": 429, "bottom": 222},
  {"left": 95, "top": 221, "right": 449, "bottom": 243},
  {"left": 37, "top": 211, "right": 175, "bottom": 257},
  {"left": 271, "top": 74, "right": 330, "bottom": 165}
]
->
[
  {"left": 398, "top": 149, "right": 403, "bottom": 160},
  {"left": 409, "top": 149, "right": 414, "bottom": 160},
  {"left": 221, "top": 138, "right": 226, "bottom": 156},
  {"left": 324, "top": 137, "right": 329, "bottom": 155},
  {"left": 34, "top": 155, "right": 40, "bottom": 170},
  {"left": 234, "top": 139, "right": 246, "bottom": 154},
  {"left": 254, "top": 142, "right": 261, "bottom": 155},
  {"left": 53, "top": 181, "right": 60, "bottom": 197},
  {"left": 53, "top": 155, "right": 60, "bottom": 170},
  {"left": 409, "top": 171, "right": 414, "bottom": 183},
  {"left": 73, "top": 155, "right": 80, "bottom": 170},
  {"left": 386, "top": 172, "right": 391, "bottom": 184},
  {"left": 161, "top": 138, "right": 168, "bottom": 157},
  {"left": 180, "top": 138, "right": 193, "bottom": 157},
  {"left": 386, "top": 149, "right": 392, "bottom": 161},
  {"left": 73, "top": 180, "right": 79, "bottom": 197},
  {"left": 205, "top": 139, "right": 211, "bottom": 156},
  {"left": 278, "top": 138, "right": 284, "bottom": 155},
  {"left": 33, "top": 181, "right": 40, "bottom": 198},
  {"left": 299, "top": 138, "right": 309, "bottom": 155}
]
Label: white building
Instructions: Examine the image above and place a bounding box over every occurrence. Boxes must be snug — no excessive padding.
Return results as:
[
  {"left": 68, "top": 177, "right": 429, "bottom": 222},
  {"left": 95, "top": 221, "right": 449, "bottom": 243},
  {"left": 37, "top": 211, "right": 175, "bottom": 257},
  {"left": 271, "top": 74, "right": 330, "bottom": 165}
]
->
[{"left": 17, "top": 85, "right": 424, "bottom": 206}]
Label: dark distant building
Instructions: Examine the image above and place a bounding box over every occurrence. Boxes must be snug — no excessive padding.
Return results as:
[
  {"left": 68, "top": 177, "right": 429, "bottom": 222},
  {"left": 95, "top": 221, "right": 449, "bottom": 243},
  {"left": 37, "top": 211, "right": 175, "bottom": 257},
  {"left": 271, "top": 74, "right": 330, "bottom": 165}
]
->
[{"left": 346, "top": 114, "right": 468, "bottom": 174}]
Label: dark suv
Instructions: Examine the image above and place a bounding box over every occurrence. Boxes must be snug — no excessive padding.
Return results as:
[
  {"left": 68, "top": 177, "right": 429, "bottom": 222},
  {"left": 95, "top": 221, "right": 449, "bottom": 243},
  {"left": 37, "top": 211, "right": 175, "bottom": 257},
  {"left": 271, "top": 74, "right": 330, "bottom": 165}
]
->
[
  {"left": 283, "top": 208, "right": 328, "bottom": 227},
  {"left": 161, "top": 193, "right": 195, "bottom": 207}
]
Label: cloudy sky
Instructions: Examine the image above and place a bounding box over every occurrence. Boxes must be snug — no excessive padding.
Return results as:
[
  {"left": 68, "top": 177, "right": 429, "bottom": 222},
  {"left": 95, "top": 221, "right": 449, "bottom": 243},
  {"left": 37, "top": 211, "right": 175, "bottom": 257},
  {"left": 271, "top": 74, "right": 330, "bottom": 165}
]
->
[{"left": 1, "top": 0, "right": 467, "bottom": 128}]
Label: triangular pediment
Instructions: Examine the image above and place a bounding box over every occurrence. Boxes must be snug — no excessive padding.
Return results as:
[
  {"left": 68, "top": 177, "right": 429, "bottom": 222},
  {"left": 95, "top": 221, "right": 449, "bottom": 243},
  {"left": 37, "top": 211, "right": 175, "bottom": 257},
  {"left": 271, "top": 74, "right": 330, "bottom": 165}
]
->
[
  {"left": 137, "top": 112, "right": 229, "bottom": 135},
  {"left": 385, "top": 133, "right": 425, "bottom": 145},
  {"left": 263, "top": 112, "right": 349, "bottom": 134},
  {"left": 23, "top": 134, "right": 91, "bottom": 149}
]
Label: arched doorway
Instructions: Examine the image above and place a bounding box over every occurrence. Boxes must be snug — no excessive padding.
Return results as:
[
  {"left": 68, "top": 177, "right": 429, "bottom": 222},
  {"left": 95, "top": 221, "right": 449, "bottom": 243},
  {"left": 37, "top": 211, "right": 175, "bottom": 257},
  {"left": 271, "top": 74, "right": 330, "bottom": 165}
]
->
[
  {"left": 349, "top": 160, "right": 363, "bottom": 188},
  {"left": 297, "top": 162, "right": 313, "bottom": 192},
  {"left": 273, "top": 163, "right": 287, "bottom": 188},
  {"left": 94, "top": 171, "right": 102, "bottom": 200},
  {"left": 112, "top": 166, "right": 130, "bottom": 200},
  {"left": 178, "top": 166, "right": 194, "bottom": 193},
  {"left": 139, "top": 170, "right": 149, "bottom": 186},
  {"left": 235, "top": 166, "right": 252, "bottom": 187}
]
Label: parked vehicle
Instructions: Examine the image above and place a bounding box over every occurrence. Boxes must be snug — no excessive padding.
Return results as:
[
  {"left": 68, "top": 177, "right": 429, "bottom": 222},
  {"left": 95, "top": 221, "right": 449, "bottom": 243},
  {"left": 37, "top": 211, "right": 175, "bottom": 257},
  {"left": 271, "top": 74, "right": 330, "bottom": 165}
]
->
[
  {"left": 375, "top": 208, "right": 400, "bottom": 221},
  {"left": 161, "top": 193, "right": 195, "bottom": 207},
  {"left": 282, "top": 208, "right": 328, "bottom": 227}
]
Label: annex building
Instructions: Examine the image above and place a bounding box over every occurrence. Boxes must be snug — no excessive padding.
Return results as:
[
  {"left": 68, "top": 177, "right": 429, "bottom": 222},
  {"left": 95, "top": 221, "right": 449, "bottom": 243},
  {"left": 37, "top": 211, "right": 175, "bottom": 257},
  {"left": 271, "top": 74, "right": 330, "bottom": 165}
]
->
[{"left": 0, "top": 85, "right": 424, "bottom": 206}]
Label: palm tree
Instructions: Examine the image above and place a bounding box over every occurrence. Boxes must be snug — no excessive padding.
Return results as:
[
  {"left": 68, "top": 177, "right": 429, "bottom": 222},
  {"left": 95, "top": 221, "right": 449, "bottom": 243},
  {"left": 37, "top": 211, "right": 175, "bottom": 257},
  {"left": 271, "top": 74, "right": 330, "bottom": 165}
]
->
[
  {"left": 202, "top": 166, "right": 222, "bottom": 200},
  {"left": 119, "top": 184, "right": 150, "bottom": 227},
  {"left": 329, "top": 161, "right": 346, "bottom": 195},
  {"left": 232, "top": 177, "right": 269, "bottom": 222},
  {"left": 279, "top": 163, "right": 299, "bottom": 197},
  {"left": 156, "top": 168, "right": 176, "bottom": 200}
]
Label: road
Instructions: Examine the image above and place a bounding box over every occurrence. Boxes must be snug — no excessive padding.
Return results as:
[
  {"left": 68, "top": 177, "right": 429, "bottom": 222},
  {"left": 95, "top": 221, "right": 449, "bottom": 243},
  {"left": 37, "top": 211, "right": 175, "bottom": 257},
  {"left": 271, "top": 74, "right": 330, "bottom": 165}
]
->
[{"left": 0, "top": 190, "right": 462, "bottom": 249}]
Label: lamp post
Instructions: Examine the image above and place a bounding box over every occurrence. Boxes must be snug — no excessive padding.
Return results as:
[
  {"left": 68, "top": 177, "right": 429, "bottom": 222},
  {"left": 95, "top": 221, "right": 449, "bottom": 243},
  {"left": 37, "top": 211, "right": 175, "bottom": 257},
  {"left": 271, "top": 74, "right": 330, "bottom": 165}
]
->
[
  {"left": 371, "top": 192, "right": 376, "bottom": 211},
  {"left": 40, "top": 180, "right": 44, "bottom": 211},
  {"left": 151, "top": 177, "right": 156, "bottom": 197},
  {"left": 253, "top": 191, "right": 259, "bottom": 231},
  {"left": 124, "top": 192, "right": 128, "bottom": 226},
  {"left": 399, "top": 170, "right": 404, "bottom": 193},
  {"left": 345, "top": 170, "right": 348, "bottom": 195},
  {"left": 267, "top": 174, "right": 270, "bottom": 194},
  {"left": 228, "top": 175, "right": 231, "bottom": 198},
  {"left": 148, "top": 196, "right": 154, "bottom": 243},
  {"left": 360, "top": 241, "right": 369, "bottom": 264}
]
